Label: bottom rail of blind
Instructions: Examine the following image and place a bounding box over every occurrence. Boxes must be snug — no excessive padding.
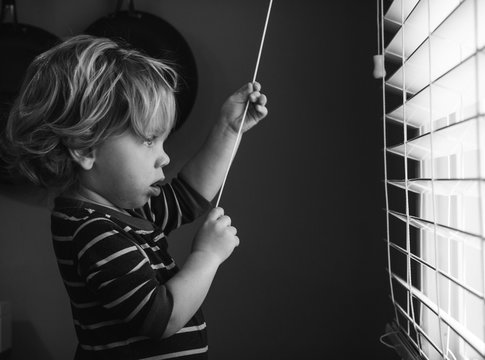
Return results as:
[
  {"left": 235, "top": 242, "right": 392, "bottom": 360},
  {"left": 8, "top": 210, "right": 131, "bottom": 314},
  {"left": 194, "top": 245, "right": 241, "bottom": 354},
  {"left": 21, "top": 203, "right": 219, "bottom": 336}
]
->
[{"left": 385, "top": 322, "right": 425, "bottom": 360}]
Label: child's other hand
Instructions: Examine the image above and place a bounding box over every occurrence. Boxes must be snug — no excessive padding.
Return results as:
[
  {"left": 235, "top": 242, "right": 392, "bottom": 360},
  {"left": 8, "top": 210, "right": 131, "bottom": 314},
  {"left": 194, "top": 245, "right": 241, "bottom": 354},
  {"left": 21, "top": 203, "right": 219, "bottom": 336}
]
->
[
  {"left": 220, "top": 82, "right": 268, "bottom": 134},
  {"left": 192, "top": 207, "right": 239, "bottom": 265}
]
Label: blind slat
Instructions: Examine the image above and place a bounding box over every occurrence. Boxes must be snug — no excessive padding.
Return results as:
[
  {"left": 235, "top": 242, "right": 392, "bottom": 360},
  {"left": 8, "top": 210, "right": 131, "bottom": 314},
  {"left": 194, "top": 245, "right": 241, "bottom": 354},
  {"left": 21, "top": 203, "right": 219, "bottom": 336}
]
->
[
  {"left": 388, "top": 210, "right": 482, "bottom": 249},
  {"left": 385, "top": 0, "right": 420, "bottom": 25},
  {"left": 391, "top": 273, "right": 485, "bottom": 356},
  {"left": 387, "top": 116, "right": 482, "bottom": 161},
  {"left": 389, "top": 241, "right": 484, "bottom": 299},
  {"left": 385, "top": 0, "right": 462, "bottom": 60},
  {"left": 387, "top": 178, "right": 483, "bottom": 197},
  {"left": 393, "top": 301, "right": 443, "bottom": 359},
  {"left": 386, "top": 49, "right": 484, "bottom": 119}
]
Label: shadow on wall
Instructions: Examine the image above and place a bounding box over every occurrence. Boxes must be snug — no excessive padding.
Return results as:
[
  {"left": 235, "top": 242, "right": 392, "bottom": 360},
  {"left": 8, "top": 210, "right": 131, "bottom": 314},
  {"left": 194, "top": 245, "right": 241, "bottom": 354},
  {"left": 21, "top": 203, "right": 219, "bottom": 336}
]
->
[
  {"left": 0, "top": 188, "right": 76, "bottom": 360},
  {"left": 11, "top": 321, "right": 54, "bottom": 360}
]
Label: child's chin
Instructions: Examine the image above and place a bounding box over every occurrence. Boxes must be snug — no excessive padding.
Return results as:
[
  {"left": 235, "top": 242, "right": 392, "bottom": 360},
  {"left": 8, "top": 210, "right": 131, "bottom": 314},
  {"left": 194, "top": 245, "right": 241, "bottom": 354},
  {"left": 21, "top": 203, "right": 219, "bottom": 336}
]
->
[{"left": 117, "top": 195, "right": 149, "bottom": 210}]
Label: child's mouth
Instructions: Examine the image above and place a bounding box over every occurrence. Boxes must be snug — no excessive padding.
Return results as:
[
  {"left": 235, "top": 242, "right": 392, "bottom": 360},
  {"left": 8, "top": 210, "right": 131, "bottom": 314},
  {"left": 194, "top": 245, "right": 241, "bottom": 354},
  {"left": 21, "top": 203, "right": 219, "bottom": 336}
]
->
[
  {"left": 149, "top": 180, "right": 163, "bottom": 197},
  {"left": 149, "top": 184, "right": 161, "bottom": 197}
]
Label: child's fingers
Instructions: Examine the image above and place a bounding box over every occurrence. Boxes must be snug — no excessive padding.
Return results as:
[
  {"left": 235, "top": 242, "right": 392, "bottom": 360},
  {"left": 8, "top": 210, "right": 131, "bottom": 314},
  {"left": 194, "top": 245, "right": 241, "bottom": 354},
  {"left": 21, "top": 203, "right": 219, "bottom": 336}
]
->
[
  {"left": 249, "top": 91, "right": 261, "bottom": 102},
  {"left": 217, "top": 215, "right": 231, "bottom": 228},
  {"left": 234, "top": 82, "right": 263, "bottom": 99},
  {"left": 208, "top": 207, "right": 224, "bottom": 220},
  {"left": 238, "top": 82, "right": 253, "bottom": 96},
  {"left": 240, "top": 82, "right": 262, "bottom": 95},
  {"left": 230, "top": 83, "right": 254, "bottom": 103},
  {"left": 228, "top": 225, "right": 238, "bottom": 236},
  {"left": 255, "top": 104, "right": 268, "bottom": 117},
  {"left": 257, "top": 94, "right": 267, "bottom": 106},
  {"left": 249, "top": 92, "right": 267, "bottom": 105}
]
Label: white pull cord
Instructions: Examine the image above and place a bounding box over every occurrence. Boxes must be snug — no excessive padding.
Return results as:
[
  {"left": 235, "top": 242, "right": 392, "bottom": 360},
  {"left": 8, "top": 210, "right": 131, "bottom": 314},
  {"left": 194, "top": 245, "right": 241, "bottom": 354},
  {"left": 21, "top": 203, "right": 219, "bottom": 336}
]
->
[{"left": 215, "top": 0, "right": 273, "bottom": 208}]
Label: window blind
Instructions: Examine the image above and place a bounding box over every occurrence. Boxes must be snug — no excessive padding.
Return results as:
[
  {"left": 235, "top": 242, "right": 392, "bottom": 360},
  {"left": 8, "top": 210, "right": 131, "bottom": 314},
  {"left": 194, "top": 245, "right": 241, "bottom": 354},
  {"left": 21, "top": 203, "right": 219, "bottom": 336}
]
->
[{"left": 380, "top": 0, "right": 485, "bottom": 359}]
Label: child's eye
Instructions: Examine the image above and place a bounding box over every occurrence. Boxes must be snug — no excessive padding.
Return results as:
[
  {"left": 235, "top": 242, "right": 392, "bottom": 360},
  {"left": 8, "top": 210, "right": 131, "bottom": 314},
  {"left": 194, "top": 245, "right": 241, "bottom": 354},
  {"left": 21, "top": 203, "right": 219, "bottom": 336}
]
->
[{"left": 143, "top": 137, "right": 156, "bottom": 147}]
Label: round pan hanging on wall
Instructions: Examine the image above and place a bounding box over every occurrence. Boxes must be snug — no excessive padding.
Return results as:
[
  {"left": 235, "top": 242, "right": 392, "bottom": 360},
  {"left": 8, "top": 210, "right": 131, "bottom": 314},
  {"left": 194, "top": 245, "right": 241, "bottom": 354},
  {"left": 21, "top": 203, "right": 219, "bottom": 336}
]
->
[
  {"left": 0, "top": 0, "right": 60, "bottom": 126},
  {"left": 0, "top": 0, "right": 60, "bottom": 184},
  {"left": 84, "top": 0, "right": 197, "bottom": 131}
]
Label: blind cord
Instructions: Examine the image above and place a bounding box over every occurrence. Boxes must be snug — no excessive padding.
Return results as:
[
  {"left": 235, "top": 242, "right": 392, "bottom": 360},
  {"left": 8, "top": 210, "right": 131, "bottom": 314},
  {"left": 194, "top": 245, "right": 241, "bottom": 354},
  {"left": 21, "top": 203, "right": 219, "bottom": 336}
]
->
[
  {"left": 379, "top": 0, "right": 400, "bottom": 331},
  {"left": 379, "top": 331, "right": 400, "bottom": 350},
  {"left": 377, "top": 0, "right": 381, "bottom": 54},
  {"left": 473, "top": 0, "right": 485, "bottom": 347},
  {"left": 215, "top": 0, "right": 273, "bottom": 208}
]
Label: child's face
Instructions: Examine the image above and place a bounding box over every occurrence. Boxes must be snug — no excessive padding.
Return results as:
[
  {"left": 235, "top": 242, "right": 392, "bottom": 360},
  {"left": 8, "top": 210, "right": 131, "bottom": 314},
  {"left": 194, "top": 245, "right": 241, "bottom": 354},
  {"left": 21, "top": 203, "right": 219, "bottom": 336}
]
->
[{"left": 88, "top": 129, "right": 170, "bottom": 209}]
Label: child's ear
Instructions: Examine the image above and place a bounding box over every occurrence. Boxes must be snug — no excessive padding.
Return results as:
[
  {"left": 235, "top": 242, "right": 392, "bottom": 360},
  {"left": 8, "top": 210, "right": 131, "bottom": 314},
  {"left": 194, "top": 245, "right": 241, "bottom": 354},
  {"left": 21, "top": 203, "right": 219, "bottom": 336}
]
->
[{"left": 69, "top": 148, "right": 96, "bottom": 170}]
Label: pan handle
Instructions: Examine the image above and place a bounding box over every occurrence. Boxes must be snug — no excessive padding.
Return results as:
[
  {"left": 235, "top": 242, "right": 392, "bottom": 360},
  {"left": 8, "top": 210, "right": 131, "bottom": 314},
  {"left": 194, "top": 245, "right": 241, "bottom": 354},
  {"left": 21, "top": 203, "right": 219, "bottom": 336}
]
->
[
  {"left": 115, "top": 0, "right": 135, "bottom": 14},
  {"left": 1, "top": 0, "right": 18, "bottom": 24}
]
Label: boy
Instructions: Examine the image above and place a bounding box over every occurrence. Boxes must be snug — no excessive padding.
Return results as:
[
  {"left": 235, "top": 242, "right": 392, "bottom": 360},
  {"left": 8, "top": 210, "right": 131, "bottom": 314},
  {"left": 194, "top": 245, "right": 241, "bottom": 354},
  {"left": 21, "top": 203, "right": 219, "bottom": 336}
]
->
[{"left": 3, "top": 35, "right": 268, "bottom": 359}]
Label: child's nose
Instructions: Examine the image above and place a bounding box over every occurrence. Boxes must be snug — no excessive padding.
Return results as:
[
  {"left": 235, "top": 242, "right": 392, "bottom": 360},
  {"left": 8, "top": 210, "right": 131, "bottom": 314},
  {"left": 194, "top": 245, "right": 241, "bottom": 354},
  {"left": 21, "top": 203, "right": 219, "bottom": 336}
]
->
[{"left": 156, "top": 152, "right": 170, "bottom": 168}]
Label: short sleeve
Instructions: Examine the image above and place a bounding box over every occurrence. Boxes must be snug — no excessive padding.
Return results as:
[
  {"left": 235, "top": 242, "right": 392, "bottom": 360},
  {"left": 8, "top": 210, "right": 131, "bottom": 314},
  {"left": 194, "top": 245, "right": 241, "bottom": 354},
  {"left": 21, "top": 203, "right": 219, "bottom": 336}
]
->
[
  {"left": 73, "top": 217, "right": 173, "bottom": 339},
  {"left": 146, "top": 176, "right": 211, "bottom": 234}
]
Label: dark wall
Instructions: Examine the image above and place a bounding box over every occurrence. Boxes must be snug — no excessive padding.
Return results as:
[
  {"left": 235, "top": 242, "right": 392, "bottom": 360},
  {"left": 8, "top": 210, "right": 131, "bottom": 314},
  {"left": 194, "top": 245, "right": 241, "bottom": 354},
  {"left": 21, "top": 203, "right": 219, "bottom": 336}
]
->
[{"left": 0, "top": 1, "right": 400, "bottom": 359}]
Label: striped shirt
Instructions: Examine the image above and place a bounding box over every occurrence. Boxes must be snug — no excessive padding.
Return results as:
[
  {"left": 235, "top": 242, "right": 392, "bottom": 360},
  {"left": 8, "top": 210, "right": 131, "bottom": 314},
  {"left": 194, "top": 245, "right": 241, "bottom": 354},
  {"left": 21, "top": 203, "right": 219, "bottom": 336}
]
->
[{"left": 51, "top": 177, "right": 211, "bottom": 360}]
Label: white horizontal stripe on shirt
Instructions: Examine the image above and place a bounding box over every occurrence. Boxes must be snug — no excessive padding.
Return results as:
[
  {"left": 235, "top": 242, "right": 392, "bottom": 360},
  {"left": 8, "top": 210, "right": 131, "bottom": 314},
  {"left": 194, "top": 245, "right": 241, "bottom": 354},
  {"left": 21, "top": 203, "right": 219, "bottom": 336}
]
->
[
  {"left": 160, "top": 188, "right": 169, "bottom": 230},
  {"left": 176, "top": 322, "right": 207, "bottom": 334},
  {"left": 74, "top": 318, "right": 123, "bottom": 330},
  {"left": 140, "top": 345, "right": 209, "bottom": 360},
  {"left": 97, "top": 257, "right": 151, "bottom": 291},
  {"left": 78, "top": 230, "right": 118, "bottom": 259},
  {"left": 140, "top": 243, "right": 161, "bottom": 252},
  {"left": 52, "top": 211, "right": 89, "bottom": 221},
  {"left": 127, "top": 239, "right": 151, "bottom": 262},
  {"left": 153, "top": 232, "right": 165, "bottom": 242},
  {"left": 94, "top": 246, "right": 137, "bottom": 268},
  {"left": 125, "top": 288, "right": 155, "bottom": 322},
  {"left": 151, "top": 261, "right": 175, "bottom": 270},
  {"left": 95, "top": 256, "right": 149, "bottom": 289},
  {"left": 97, "top": 257, "right": 151, "bottom": 290},
  {"left": 79, "top": 336, "right": 147, "bottom": 350},
  {"left": 64, "top": 280, "right": 85, "bottom": 288},
  {"left": 98, "top": 278, "right": 115, "bottom": 289},
  {"left": 73, "top": 217, "right": 112, "bottom": 239},
  {"left": 168, "top": 185, "right": 182, "bottom": 229},
  {"left": 129, "top": 257, "right": 149, "bottom": 273},
  {"left": 135, "top": 229, "right": 154, "bottom": 235},
  {"left": 86, "top": 270, "right": 101, "bottom": 283},
  {"left": 104, "top": 280, "right": 150, "bottom": 309},
  {"left": 71, "top": 300, "right": 100, "bottom": 309}
]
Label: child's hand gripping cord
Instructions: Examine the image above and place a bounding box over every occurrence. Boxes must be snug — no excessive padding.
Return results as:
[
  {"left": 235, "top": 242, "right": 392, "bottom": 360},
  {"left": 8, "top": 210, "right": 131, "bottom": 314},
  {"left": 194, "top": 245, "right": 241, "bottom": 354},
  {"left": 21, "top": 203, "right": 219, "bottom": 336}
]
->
[
  {"left": 220, "top": 81, "right": 268, "bottom": 135},
  {"left": 193, "top": 207, "right": 239, "bottom": 264}
]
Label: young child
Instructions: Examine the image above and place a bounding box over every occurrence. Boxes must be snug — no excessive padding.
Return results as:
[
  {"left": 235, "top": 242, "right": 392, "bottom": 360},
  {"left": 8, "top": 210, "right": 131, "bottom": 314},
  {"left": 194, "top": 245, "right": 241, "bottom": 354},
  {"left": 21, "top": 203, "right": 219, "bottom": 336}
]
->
[{"left": 2, "top": 35, "right": 268, "bottom": 359}]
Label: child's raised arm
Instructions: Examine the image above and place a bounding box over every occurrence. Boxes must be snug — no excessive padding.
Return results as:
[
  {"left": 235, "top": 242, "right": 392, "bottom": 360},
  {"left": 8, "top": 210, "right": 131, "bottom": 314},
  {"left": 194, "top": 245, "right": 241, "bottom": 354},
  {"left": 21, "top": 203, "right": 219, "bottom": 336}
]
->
[
  {"left": 160, "top": 82, "right": 268, "bottom": 337},
  {"left": 180, "top": 82, "right": 268, "bottom": 202}
]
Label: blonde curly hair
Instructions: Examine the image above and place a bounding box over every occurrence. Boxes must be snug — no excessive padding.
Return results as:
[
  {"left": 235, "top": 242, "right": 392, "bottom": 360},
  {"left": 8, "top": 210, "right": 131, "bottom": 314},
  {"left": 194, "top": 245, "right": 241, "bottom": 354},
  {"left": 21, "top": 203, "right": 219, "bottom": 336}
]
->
[{"left": 2, "top": 35, "right": 178, "bottom": 192}]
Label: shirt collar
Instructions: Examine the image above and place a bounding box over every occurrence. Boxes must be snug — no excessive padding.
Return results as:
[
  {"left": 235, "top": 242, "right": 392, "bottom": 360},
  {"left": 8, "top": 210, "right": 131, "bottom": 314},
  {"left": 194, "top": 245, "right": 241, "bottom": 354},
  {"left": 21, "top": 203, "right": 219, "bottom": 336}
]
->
[{"left": 53, "top": 196, "right": 155, "bottom": 231}]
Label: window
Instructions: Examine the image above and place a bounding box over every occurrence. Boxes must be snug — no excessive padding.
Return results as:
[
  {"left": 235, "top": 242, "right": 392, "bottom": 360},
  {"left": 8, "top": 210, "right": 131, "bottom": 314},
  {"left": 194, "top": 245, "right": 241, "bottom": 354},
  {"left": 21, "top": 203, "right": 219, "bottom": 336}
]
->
[{"left": 380, "top": 0, "right": 485, "bottom": 359}]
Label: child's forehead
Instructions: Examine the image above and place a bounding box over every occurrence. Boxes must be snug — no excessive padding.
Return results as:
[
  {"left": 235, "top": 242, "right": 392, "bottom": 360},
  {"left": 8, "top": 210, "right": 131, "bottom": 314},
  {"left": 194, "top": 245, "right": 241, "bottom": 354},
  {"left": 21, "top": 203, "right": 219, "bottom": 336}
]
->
[
  {"left": 137, "top": 117, "right": 173, "bottom": 138},
  {"left": 127, "top": 84, "right": 176, "bottom": 139}
]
